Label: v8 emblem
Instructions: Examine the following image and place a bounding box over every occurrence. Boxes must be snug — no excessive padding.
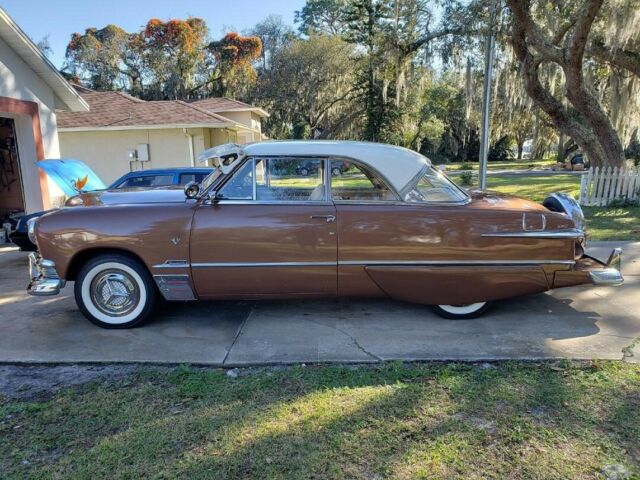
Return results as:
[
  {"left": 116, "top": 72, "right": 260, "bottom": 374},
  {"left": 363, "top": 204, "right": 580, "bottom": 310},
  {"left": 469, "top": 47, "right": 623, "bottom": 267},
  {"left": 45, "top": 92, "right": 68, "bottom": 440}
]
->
[{"left": 170, "top": 237, "right": 181, "bottom": 246}]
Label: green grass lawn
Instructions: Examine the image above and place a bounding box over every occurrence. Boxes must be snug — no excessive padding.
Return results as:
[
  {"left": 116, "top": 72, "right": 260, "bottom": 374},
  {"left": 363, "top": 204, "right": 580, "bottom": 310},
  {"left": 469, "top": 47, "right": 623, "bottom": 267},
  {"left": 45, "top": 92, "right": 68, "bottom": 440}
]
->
[
  {"left": 485, "top": 174, "right": 581, "bottom": 201},
  {"left": 481, "top": 174, "right": 640, "bottom": 241},
  {"left": 1, "top": 362, "right": 638, "bottom": 479},
  {"left": 445, "top": 159, "right": 555, "bottom": 171}
]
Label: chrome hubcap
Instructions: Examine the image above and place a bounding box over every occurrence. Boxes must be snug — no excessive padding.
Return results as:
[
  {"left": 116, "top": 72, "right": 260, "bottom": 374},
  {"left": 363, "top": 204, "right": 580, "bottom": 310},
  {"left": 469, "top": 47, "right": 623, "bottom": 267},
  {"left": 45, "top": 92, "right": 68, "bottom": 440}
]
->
[{"left": 90, "top": 270, "right": 140, "bottom": 317}]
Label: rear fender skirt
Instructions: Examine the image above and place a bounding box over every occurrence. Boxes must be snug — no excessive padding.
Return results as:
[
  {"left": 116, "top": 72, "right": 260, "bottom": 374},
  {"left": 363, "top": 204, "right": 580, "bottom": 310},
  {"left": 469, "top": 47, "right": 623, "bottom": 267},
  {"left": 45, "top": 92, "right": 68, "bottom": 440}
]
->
[{"left": 364, "top": 265, "right": 550, "bottom": 305}]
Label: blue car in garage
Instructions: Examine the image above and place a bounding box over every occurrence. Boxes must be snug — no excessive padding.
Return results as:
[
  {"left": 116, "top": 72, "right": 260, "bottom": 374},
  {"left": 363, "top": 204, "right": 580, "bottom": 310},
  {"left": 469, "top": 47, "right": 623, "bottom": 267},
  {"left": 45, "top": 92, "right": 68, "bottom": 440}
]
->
[{"left": 8, "top": 160, "right": 212, "bottom": 251}]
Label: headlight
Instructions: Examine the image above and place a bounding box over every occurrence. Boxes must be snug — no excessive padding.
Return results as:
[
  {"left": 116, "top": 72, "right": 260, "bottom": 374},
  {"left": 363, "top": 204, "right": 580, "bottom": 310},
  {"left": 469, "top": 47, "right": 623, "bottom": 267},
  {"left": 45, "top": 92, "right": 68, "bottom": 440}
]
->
[
  {"left": 27, "top": 218, "right": 38, "bottom": 245},
  {"left": 66, "top": 196, "right": 84, "bottom": 206}
]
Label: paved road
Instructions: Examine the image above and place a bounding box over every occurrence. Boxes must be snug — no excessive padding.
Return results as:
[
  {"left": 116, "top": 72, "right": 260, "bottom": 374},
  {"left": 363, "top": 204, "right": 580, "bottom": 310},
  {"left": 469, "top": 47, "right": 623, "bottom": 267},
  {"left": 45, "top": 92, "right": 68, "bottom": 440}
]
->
[{"left": 0, "top": 242, "right": 638, "bottom": 365}]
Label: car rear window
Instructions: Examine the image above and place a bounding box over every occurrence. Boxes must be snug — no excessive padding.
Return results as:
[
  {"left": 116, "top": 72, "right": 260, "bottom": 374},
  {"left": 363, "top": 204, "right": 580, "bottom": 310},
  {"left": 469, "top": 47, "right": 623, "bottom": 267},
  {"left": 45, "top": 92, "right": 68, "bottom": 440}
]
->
[
  {"left": 179, "top": 173, "right": 208, "bottom": 185},
  {"left": 118, "top": 175, "right": 174, "bottom": 188}
]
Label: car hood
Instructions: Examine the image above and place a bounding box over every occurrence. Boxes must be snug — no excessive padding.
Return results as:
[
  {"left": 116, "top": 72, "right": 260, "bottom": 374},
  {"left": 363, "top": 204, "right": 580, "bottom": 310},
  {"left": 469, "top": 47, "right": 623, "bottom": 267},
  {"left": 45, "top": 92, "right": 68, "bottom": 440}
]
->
[
  {"left": 468, "top": 189, "right": 548, "bottom": 212},
  {"left": 69, "top": 187, "right": 188, "bottom": 206},
  {"left": 37, "top": 159, "right": 107, "bottom": 197}
]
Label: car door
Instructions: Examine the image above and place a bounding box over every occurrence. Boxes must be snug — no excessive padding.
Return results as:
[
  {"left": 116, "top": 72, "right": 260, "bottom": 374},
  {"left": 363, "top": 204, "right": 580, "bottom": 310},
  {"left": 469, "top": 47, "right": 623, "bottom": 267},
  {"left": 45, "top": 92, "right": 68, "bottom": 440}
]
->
[
  {"left": 328, "top": 158, "right": 413, "bottom": 297},
  {"left": 190, "top": 156, "right": 337, "bottom": 299}
]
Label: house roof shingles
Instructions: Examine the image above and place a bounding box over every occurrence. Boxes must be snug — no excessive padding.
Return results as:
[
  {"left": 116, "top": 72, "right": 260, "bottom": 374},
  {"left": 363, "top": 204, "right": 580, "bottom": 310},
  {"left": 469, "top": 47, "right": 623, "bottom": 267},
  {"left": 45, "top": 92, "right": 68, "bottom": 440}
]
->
[
  {"left": 190, "top": 97, "right": 253, "bottom": 110},
  {"left": 57, "top": 90, "right": 239, "bottom": 130},
  {"left": 191, "top": 98, "right": 269, "bottom": 117}
]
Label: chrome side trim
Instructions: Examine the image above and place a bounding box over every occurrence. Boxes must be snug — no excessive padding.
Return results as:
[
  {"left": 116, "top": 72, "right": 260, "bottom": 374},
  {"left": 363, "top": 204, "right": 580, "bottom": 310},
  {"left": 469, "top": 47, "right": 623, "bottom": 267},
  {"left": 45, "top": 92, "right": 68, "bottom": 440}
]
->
[
  {"left": 188, "top": 259, "right": 575, "bottom": 268},
  {"left": 191, "top": 261, "right": 335, "bottom": 268},
  {"left": 339, "top": 259, "right": 575, "bottom": 266},
  {"left": 153, "top": 260, "right": 190, "bottom": 269},
  {"left": 481, "top": 229, "right": 584, "bottom": 239},
  {"left": 153, "top": 274, "right": 197, "bottom": 301}
]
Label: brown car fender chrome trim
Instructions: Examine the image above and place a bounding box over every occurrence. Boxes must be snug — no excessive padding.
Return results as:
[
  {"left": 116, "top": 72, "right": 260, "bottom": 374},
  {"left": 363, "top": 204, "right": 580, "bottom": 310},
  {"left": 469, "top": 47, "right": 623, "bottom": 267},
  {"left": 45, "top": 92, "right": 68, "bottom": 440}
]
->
[
  {"left": 480, "top": 229, "right": 584, "bottom": 239},
  {"left": 153, "top": 260, "right": 190, "bottom": 269},
  {"left": 339, "top": 259, "right": 575, "bottom": 266},
  {"left": 180, "top": 259, "right": 576, "bottom": 268},
  {"left": 191, "top": 261, "right": 337, "bottom": 268}
]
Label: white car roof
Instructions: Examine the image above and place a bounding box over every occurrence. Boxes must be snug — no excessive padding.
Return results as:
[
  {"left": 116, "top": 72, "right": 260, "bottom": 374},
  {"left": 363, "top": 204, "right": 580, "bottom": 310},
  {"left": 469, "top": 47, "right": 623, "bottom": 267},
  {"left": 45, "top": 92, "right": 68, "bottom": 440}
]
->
[{"left": 238, "top": 141, "right": 429, "bottom": 193}]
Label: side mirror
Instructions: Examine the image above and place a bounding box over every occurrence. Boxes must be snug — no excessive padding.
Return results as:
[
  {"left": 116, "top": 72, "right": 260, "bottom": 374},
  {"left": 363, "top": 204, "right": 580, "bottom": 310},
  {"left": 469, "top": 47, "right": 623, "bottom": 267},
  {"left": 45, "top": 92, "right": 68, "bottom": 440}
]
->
[{"left": 184, "top": 181, "right": 201, "bottom": 199}]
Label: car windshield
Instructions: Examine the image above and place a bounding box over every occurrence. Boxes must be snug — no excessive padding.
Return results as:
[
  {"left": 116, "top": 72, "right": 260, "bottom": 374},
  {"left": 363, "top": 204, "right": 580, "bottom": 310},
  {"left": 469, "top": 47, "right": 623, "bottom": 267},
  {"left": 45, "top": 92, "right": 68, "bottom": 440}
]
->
[{"left": 404, "top": 166, "right": 469, "bottom": 203}]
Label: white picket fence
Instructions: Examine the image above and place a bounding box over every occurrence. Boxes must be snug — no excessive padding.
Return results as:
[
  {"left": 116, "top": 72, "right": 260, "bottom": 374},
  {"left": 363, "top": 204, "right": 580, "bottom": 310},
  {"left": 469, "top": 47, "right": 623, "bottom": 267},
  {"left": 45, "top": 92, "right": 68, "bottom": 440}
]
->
[{"left": 579, "top": 166, "right": 640, "bottom": 206}]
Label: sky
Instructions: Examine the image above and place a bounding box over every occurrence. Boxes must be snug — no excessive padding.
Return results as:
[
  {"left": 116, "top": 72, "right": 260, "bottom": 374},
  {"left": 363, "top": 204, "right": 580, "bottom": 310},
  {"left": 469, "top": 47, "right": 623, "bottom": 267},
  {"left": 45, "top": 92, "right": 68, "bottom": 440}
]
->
[{"left": 2, "top": 0, "right": 306, "bottom": 68}]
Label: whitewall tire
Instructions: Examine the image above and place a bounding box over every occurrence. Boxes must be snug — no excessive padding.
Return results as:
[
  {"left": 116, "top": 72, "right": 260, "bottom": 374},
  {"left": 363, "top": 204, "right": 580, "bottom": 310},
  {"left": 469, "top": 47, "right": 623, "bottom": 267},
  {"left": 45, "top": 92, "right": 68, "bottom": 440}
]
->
[
  {"left": 432, "top": 302, "right": 488, "bottom": 320},
  {"left": 74, "top": 254, "right": 157, "bottom": 329}
]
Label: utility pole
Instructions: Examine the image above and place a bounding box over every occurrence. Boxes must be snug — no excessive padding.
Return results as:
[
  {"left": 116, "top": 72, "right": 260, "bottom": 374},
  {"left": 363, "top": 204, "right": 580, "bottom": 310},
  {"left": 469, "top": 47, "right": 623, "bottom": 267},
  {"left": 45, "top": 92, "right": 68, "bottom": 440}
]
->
[{"left": 478, "top": 1, "right": 498, "bottom": 190}]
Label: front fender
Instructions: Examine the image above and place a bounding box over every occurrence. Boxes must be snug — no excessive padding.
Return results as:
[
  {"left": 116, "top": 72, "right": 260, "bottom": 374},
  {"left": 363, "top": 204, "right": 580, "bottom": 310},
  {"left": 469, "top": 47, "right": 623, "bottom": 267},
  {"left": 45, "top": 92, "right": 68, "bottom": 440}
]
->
[{"left": 36, "top": 203, "right": 195, "bottom": 279}]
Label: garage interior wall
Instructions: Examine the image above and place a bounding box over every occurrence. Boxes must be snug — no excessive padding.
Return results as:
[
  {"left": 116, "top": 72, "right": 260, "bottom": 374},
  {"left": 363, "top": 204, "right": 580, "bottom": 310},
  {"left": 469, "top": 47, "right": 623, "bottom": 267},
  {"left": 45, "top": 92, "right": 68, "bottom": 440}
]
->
[{"left": 0, "top": 111, "right": 43, "bottom": 214}]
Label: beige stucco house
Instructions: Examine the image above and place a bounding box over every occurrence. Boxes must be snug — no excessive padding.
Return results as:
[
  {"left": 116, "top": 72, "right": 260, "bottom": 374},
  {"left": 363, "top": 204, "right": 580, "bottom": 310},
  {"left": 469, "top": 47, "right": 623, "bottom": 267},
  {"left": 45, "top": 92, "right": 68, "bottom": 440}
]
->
[
  {"left": 57, "top": 88, "right": 268, "bottom": 185},
  {"left": 0, "top": 7, "right": 88, "bottom": 218}
]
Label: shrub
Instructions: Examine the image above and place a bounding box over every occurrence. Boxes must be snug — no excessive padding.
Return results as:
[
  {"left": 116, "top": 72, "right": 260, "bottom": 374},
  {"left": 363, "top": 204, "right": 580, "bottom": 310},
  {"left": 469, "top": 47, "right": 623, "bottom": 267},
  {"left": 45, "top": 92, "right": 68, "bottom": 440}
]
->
[
  {"left": 607, "top": 197, "right": 639, "bottom": 208},
  {"left": 460, "top": 170, "right": 474, "bottom": 186}
]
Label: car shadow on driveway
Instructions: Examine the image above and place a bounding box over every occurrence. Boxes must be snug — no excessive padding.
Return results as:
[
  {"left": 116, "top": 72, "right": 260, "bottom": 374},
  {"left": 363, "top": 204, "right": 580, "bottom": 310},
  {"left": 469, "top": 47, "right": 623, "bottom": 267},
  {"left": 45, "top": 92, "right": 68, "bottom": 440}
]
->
[{"left": 213, "top": 294, "right": 608, "bottom": 365}]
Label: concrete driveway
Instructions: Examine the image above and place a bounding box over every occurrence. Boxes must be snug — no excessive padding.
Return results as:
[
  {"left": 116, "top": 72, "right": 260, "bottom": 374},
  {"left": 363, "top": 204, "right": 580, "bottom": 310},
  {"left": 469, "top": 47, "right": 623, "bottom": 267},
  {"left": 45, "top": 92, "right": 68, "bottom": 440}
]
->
[{"left": 0, "top": 242, "right": 638, "bottom": 365}]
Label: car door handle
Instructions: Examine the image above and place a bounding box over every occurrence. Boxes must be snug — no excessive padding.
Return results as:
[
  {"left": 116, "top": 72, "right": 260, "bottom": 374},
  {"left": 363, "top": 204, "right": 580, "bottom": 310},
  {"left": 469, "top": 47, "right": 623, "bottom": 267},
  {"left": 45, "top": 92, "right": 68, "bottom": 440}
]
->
[{"left": 310, "top": 214, "right": 336, "bottom": 223}]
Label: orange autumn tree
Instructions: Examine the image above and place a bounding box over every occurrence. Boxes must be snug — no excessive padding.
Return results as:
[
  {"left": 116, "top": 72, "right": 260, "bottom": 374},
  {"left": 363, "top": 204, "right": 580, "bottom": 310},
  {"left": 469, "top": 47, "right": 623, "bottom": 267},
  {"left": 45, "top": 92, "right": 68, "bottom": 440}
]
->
[
  {"left": 142, "top": 18, "right": 209, "bottom": 99},
  {"left": 65, "top": 24, "right": 135, "bottom": 92},
  {"left": 65, "top": 19, "right": 261, "bottom": 100},
  {"left": 65, "top": 18, "right": 210, "bottom": 100},
  {"left": 209, "top": 32, "right": 262, "bottom": 97}
]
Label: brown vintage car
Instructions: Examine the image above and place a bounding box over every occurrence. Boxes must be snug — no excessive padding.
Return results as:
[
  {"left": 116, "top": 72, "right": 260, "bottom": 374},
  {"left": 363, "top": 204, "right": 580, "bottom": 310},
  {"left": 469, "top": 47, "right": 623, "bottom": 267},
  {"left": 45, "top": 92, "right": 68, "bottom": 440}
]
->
[{"left": 28, "top": 141, "right": 623, "bottom": 328}]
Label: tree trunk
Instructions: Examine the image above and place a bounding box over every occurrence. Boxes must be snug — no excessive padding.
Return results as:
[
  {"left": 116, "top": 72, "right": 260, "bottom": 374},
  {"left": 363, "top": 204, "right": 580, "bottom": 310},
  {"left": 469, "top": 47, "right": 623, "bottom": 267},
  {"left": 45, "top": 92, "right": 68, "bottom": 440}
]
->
[
  {"left": 556, "top": 132, "right": 564, "bottom": 162},
  {"left": 506, "top": 0, "right": 625, "bottom": 168},
  {"left": 517, "top": 140, "right": 524, "bottom": 160}
]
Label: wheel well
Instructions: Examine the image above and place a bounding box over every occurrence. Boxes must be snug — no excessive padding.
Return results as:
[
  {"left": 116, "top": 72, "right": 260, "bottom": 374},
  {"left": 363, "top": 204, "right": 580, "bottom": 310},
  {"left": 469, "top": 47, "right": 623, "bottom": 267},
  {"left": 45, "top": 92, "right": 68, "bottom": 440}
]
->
[{"left": 65, "top": 248, "right": 148, "bottom": 281}]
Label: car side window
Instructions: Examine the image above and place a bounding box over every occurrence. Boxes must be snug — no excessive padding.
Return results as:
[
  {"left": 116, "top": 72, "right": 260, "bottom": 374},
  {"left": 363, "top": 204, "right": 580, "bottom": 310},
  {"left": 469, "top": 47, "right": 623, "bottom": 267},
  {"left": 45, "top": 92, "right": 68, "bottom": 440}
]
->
[
  {"left": 330, "top": 160, "right": 396, "bottom": 201},
  {"left": 119, "top": 174, "right": 173, "bottom": 188},
  {"left": 218, "top": 161, "right": 253, "bottom": 199},
  {"left": 404, "top": 166, "right": 469, "bottom": 203},
  {"left": 255, "top": 158, "right": 326, "bottom": 202},
  {"left": 179, "top": 173, "right": 208, "bottom": 185}
]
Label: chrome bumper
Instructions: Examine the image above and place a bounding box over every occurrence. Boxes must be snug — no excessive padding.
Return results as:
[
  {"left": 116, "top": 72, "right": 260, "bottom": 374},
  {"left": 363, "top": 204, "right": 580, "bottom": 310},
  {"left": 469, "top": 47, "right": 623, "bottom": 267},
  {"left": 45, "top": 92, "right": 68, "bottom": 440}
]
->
[
  {"left": 589, "top": 248, "right": 624, "bottom": 286},
  {"left": 27, "top": 252, "right": 65, "bottom": 296}
]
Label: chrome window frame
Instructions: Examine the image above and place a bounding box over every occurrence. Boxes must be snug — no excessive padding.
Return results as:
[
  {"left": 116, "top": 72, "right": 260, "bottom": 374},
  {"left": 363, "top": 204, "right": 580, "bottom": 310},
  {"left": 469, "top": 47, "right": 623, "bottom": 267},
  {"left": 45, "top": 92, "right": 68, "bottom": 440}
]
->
[
  {"left": 209, "top": 156, "right": 332, "bottom": 204},
  {"left": 201, "top": 153, "right": 469, "bottom": 207}
]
